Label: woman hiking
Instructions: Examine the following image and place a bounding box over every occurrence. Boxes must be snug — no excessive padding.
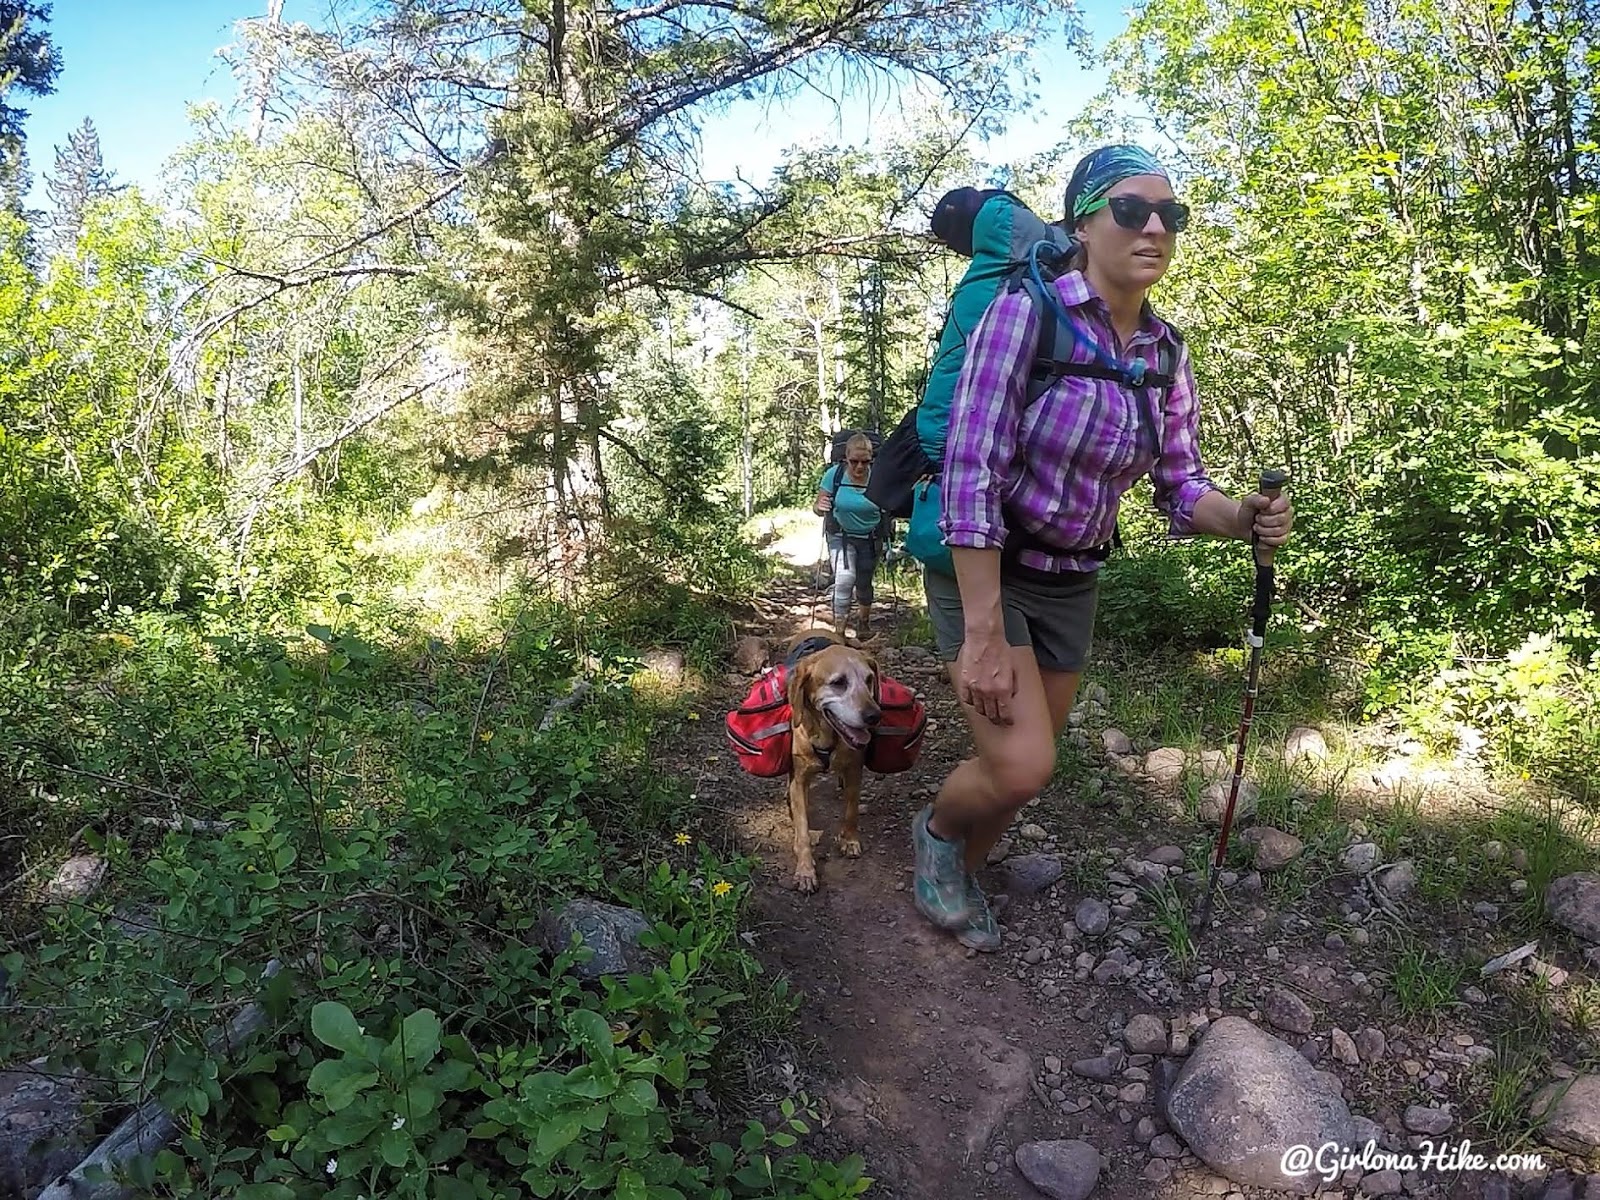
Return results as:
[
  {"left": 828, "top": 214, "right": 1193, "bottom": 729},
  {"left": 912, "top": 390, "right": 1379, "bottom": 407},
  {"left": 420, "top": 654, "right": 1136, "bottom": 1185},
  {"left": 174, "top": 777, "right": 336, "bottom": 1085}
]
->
[
  {"left": 814, "top": 433, "right": 887, "bottom": 640},
  {"left": 910, "top": 145, "right": 1295, "bottom": 951}
]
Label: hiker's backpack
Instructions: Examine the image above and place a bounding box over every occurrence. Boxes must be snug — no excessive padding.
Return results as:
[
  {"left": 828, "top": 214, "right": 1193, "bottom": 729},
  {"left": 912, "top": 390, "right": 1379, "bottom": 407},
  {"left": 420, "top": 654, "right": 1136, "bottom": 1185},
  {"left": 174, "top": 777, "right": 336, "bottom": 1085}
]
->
[
  {"left": 866, "top": 190, "right": 1181, "bottom": 577},
  {"left": 725, "top": 665, "right": 926, "bottom": 778}
]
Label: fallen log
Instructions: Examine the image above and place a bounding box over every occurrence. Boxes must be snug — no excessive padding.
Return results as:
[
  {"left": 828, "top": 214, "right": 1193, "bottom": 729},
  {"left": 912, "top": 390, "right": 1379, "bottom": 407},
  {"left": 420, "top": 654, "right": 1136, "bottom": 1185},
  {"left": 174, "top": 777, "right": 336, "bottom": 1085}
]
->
[
  {"left": 538, "top": 678, "right": 593, "bottom": 732},
  {"left": 37, "top": 958, "right": 292, "bottom": 1200}
]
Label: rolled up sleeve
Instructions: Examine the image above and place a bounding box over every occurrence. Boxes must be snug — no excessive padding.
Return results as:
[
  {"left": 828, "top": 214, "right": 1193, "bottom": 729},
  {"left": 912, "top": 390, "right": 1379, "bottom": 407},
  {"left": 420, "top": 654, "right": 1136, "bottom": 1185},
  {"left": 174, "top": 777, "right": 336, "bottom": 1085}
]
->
[
  {"left": 1150, "top": 343, "right": 1219, "bottom": 536},
  {"left": 940, "top": 290, "right": 1038, "bottom": 549}
]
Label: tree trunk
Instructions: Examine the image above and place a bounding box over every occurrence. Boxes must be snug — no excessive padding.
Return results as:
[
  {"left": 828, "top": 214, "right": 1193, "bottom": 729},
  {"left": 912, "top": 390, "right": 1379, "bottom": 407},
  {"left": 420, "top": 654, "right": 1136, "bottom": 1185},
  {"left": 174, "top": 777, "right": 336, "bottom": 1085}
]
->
[
  {"left": 740, "top": 327, "right": 753, "bottom": 519},
  {"left": 291, "top": 350, "right": 304, "bottom": 462},
  {"left": 813, "top": 315, "right": 832, "bottom": 463},
  {"left": 830, "top": 269, "right": 846, "bottom": 427},
  {"left": 596, "top": 436, "right": 613, "bottom": 523},
  {"left": 248, "top": 0, "right": 286, "bottom": 145}
]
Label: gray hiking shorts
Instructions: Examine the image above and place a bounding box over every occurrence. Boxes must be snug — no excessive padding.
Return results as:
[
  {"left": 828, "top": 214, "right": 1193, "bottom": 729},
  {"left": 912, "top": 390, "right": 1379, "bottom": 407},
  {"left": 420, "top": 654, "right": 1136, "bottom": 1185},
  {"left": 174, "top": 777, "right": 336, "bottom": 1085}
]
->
[{"left": 923, "top": 562, "right": 1101, "bottom": 674}]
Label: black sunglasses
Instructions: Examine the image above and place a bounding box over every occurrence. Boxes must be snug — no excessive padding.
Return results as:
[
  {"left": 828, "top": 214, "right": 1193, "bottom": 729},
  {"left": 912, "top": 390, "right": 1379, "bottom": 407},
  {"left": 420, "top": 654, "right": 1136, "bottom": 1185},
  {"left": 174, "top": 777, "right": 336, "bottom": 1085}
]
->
[{"left": 1084, "top": 195, "right": 1191, "bottom": 233}]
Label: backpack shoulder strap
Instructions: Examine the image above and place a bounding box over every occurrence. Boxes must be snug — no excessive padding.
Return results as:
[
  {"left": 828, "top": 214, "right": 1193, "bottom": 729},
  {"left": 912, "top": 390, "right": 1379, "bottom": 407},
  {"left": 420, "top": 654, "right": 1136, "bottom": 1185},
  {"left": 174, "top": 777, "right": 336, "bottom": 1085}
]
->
[
  {"left": 1003, "top": 263, "right": 1070, "bottom": 410},
  {"left": 1157, "top": 338, "right": 1177, "bottom": 391},
  {"left": 821, "top": 463, "right": 843, "bottom": 533},
  {"left": 1139, "top": 306, "right": 1182, "bottom": 392},
  {"left": 1022, "top": 276, "right": 1066, "bottom": 409}
]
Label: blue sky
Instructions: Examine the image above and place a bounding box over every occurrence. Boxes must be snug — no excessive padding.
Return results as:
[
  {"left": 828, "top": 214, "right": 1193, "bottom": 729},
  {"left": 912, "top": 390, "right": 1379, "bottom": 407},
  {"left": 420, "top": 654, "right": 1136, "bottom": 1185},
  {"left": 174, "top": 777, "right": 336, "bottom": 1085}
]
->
[
  {"left": 23, "top": 0, "right": 1134, "bottom": 209},
  {"left": 23, "top": 0, "right": 245, "bottom": 206}
]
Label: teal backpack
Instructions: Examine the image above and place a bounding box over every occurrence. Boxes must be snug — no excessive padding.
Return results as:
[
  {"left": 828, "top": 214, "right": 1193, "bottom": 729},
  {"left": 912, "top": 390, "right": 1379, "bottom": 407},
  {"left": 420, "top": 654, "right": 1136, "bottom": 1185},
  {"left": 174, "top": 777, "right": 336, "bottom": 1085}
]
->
[{"left": 867, "top": 188, "right": 1180, "bottom": 576}]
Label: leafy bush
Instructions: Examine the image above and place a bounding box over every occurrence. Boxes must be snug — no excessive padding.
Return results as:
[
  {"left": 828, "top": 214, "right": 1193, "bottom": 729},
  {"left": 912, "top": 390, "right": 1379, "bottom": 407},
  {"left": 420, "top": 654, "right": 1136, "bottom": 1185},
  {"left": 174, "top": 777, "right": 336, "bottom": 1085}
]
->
[
  {"left": 0, "top": 591, "right": 869, "bottom": 1199},
  {"left": 1094, "top": 497, "right": 1260, "bottom": 653},
  {"left": 1403, "top": 633, "right": 1600, "bottom": 803}
]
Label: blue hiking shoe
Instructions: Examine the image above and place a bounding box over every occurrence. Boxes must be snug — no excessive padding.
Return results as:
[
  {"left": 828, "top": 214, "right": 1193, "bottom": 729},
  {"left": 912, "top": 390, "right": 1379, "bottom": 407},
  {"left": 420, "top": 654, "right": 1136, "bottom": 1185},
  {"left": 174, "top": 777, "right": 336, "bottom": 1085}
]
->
[
  {"left": 955, "top": 875, "right": 1001, "bottom": 952},
  {"left": 912, "top": 805, "right": 970, "bottom": 930}
]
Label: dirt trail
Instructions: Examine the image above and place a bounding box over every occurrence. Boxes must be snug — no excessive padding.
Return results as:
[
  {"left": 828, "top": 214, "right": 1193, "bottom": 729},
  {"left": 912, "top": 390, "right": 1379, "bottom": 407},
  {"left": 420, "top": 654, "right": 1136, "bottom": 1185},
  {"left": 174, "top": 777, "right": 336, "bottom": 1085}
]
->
[
  {"left": 675, "top": 557, "right": 1587, "bottom": 1200},
  {"left": 682, "top": 567, "right": 1165, "bottom": 1200}
]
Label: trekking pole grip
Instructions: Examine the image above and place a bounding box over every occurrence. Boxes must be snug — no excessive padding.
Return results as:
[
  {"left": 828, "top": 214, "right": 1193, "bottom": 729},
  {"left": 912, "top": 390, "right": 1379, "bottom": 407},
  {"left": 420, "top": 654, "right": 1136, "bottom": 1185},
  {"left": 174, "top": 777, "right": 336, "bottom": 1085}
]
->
[{"left": 1253, "top": 468, "right": 1289, "bottom": 567}]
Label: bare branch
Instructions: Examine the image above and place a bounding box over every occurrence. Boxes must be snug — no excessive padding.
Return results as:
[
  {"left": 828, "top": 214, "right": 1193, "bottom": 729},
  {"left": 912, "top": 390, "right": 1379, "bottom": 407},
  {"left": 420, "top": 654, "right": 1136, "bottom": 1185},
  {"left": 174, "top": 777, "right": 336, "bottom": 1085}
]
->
[
  {"left": 175, "top": 171, "right": 467, "bottom": 365},
  {"left": 614, "top": 0, "right": 763, "bottom": 26},
  {"left": 599, "top": 2, "right": 879, "bottom": 155},
  {"left": 236, "top": 367, "right": 466, "bottom": 551},
  {"left": 595, "top": 426, "right": 675, "bottom": 490}
]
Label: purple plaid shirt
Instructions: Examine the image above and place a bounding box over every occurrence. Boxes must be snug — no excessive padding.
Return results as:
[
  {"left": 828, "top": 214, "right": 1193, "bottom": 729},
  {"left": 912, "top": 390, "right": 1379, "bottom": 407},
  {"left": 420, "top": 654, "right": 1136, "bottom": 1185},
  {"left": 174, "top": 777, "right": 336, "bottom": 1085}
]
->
[{"left": 940, "top": 269, "right": 1219, "bottom": 573}]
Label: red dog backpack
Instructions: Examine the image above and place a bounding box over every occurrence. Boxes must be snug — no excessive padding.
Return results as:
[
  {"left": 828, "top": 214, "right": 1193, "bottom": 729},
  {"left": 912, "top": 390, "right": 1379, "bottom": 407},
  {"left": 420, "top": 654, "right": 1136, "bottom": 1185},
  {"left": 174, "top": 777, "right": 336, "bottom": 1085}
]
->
[
  {"left": 725, "top": 664, "right": 926, "bottom": 778},
  {"left": 863, "top": 676, "right": 926, "bottom": 775},
  {"left": 725, "top": 666, "right": 793, "bottom": 777}
]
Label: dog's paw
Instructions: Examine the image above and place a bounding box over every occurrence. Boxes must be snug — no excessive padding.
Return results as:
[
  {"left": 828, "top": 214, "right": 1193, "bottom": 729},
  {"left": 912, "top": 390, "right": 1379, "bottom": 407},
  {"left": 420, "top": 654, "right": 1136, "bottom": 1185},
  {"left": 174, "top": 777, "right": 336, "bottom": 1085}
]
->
[
  {"left": 838, "top": 835, "right": 862, "bottom": 859},
  {"left": 793, "top": 866, "right": 819, "bottom": 893}
]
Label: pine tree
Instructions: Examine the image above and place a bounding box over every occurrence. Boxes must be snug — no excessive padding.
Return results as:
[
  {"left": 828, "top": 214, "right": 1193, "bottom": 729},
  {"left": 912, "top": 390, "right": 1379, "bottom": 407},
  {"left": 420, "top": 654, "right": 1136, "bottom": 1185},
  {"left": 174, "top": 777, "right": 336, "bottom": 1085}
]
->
[
  {"left": 0, "top": 2, "right": 61, "bottom": 148},
  {"left": 44, "top": 117, "right": 118, "bottom": 255}
]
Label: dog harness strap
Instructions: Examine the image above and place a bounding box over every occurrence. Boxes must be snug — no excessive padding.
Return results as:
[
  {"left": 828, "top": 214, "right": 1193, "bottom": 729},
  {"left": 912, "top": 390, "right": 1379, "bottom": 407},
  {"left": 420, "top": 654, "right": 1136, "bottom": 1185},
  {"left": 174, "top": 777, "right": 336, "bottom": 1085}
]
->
[{"left": 785, "top": 635, "right": 836, "bottom": 671}]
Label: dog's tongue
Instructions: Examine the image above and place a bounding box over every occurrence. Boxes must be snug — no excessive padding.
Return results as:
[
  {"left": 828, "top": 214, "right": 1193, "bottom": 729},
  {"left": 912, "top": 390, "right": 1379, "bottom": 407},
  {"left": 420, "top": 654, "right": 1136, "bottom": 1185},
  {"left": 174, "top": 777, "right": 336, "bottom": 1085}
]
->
[
  {"left": 829, "top": 714, "right": 872, "bottom": 748},
  {"left": 841, "top": 724, "right": 871, "bottom": 748}
]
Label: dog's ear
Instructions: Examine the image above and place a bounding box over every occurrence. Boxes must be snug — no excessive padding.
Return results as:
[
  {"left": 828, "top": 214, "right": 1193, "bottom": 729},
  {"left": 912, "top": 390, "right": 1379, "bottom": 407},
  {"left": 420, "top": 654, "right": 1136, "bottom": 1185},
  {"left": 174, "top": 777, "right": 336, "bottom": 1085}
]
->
[
  {"left": 786, "top": 652, "right": 819, "bottom": 712},
  {"left": 860, "top": 650, "right": 882, "bottom": 701}
]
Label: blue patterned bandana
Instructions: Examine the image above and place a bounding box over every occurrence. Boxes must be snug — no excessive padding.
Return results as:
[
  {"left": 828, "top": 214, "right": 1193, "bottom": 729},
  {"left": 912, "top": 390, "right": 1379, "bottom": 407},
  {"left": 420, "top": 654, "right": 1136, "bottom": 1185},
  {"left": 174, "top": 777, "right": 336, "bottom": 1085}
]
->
[{"left": 1064, "top": 145, "right": 1170, "bottom": 226}]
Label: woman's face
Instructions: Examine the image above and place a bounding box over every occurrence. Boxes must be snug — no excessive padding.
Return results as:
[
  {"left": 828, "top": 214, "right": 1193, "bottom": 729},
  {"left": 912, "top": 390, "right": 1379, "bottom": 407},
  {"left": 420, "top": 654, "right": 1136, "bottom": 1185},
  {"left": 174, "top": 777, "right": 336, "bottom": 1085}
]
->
[
  {"left": 1076, "top": 174, "right": 1182, "bottom": 293},
  {"left": 846, "top": 450, "right": 872, "bottom": 479}
]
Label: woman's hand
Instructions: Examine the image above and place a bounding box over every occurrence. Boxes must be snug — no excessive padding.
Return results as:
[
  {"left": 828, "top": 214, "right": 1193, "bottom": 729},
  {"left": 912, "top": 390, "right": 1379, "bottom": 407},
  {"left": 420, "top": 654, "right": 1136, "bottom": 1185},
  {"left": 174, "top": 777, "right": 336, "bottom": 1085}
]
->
[
  {"left": 814, "top": 490, "right": 833, "bottom": 516},
  {"left": 1235, "top": 491, "right": 1293, "bottom": 547},
  {"left": 957, "top": 624, "right": 1015, "bottom": 726},
  {"left": 949, "top": 547, "right": 1012, "bottom": 724}
]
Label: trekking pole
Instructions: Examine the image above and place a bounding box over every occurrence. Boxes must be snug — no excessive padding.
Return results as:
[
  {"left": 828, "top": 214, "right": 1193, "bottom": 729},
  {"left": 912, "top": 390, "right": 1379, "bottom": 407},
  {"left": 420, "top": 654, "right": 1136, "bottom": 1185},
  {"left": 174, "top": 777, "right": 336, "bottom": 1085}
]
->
[
  {"left": 889, "top": 529, "right": 901, "bottom": 629},
  {"left": 810, "top": 524, "right": 826, "bottom": 629},
  {"left": 1191, "top": 468, "right": 1290, "bottom": 934}
]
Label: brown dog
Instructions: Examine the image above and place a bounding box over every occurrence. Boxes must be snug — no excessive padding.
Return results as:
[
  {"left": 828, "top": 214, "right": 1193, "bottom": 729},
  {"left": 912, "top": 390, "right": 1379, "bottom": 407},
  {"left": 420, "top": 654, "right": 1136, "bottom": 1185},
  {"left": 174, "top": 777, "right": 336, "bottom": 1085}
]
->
[{"left": 782, "top": 628, "right": 882, "bottom": 893}]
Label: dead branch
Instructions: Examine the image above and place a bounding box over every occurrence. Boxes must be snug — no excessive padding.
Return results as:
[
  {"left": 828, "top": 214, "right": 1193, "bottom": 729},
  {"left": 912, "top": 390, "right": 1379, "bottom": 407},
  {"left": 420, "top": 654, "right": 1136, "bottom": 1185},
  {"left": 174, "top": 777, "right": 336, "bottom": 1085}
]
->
[
  {"left": 599, "top": 3, "right": 873, "bottom": 155},
  {"left": 36, "top": 764, "right": 184, "bottom": 805},
  {"left": 595, "top": 427, "right": 674, "bottom": 491},
  {"left": 298, "top": 172, "right": 470, "bottom": 274},
  {"left": 183, "top": 262, "right": 430, "bottom": 353},
  {"left": 36, "top": 957, "right": 303, "bottom": 1200},
  {"left": 614, "top": 0, "right": 760, "bottom": 26},
  {"left": 651, "top": 280, "right": 763, "bottom": 321},
  {"left": 539, "top": 679, "right": 593, "bottom": 732},
  {"left": 177, "top": 171, "right": 467, "bottom": 357},
  {"left": 135, "top": 815, "right": 236, "bottom": 834},
  {"left": 236, "top": 368, "right": 466, "bottom": 555}
]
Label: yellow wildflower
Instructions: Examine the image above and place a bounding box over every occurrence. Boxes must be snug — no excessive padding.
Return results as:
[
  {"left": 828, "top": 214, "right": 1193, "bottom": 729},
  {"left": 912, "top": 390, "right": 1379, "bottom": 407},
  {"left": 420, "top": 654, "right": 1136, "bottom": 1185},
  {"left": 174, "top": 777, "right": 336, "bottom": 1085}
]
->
[
  {"left": 712, "top": 880, "right": 733, "bottom": 897},
  {"left": 674, "top": 832, "right": 691, "bottom": 846}
]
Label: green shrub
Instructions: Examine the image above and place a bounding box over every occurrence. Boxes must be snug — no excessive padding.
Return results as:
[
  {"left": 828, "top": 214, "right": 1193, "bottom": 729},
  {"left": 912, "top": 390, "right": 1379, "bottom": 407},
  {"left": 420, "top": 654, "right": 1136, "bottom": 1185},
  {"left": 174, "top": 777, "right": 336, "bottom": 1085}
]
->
[{"left": 0, "top": 590, "right": 869, "bottom": 1199}]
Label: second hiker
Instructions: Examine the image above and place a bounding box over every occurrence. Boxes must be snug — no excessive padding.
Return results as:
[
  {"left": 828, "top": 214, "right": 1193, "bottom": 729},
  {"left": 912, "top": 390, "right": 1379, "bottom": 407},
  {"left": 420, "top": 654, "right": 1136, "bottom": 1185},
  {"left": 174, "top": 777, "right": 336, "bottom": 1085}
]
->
[{"left": 814, "top": 433, "right": 887, "bottom": 640}]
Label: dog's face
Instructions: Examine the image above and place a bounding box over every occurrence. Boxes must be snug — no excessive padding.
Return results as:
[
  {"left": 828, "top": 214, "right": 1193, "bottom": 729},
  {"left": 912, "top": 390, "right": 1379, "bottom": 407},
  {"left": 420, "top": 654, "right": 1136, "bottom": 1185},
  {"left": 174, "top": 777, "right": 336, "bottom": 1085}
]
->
[{"left": 791, "top": 643, "right": 882, "bottom": 750}]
